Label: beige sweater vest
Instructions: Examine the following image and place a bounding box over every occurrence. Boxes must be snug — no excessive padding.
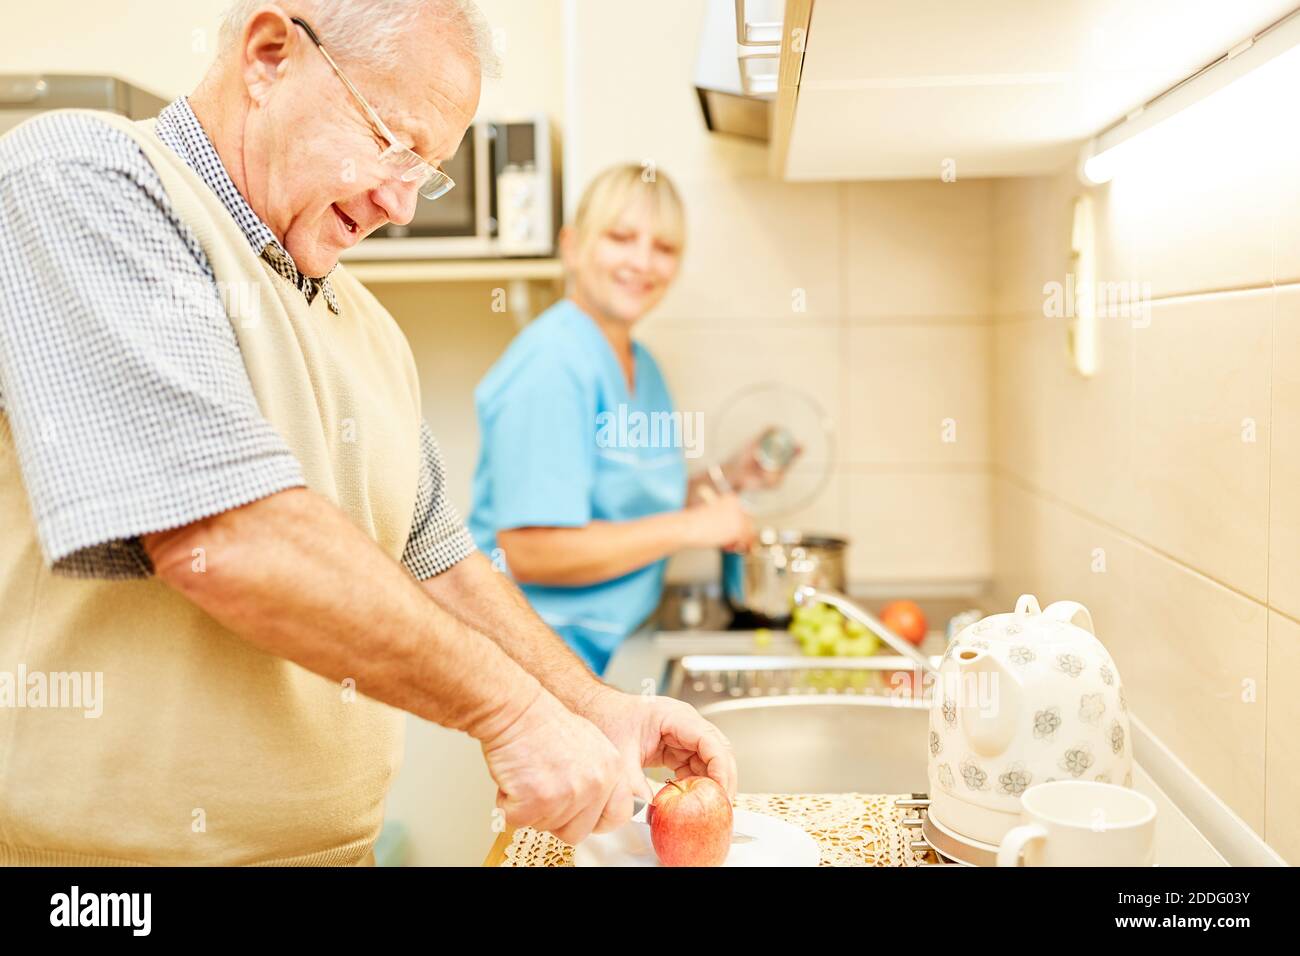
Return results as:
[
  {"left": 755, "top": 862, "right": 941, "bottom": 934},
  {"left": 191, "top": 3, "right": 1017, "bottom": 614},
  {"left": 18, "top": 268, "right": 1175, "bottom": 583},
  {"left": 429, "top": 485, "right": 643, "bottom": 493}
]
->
[{"left": 0, "top": 110, "right": 422, "bottom": 865}]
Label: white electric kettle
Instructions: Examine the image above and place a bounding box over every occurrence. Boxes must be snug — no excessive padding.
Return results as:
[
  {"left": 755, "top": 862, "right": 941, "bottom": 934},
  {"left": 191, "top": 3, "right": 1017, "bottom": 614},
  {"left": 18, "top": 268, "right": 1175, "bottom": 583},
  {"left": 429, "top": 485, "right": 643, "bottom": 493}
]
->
[{"left": 926, "top": 595, "right": 1132, "bottom": 846}]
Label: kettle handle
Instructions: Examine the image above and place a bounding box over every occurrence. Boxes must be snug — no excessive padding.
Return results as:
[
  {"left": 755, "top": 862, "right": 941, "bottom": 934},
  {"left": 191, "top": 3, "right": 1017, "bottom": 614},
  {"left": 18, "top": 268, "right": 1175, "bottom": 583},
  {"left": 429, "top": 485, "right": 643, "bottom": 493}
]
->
[{"left": 1042, "top": 600, "right": 1095, "bottom": 635}]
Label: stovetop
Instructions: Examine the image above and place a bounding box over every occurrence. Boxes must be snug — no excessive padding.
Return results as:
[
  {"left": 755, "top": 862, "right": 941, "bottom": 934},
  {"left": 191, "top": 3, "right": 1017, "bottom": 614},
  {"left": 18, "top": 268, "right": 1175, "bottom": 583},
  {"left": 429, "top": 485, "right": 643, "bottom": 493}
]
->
[{"left": 896, "top": 794, "right": 1000, "bottom": 867}]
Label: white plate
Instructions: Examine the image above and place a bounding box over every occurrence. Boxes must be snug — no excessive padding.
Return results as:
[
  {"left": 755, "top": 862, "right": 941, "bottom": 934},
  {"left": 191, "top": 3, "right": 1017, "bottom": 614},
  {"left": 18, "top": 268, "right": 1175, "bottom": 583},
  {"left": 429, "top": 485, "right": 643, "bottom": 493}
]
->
[{"left": 573, "top": 808, "right": 820, "bottom": 867}]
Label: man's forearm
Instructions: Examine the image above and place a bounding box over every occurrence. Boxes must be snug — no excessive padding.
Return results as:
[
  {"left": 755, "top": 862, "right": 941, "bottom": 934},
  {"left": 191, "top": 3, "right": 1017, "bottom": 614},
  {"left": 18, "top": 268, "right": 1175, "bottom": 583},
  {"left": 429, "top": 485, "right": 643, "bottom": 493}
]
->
[
  {"left": 143, "top": 487, "right": 542, "bottom": 741},
  {"left": 421, "top": 551, "right": 613, "bottom": 714}
]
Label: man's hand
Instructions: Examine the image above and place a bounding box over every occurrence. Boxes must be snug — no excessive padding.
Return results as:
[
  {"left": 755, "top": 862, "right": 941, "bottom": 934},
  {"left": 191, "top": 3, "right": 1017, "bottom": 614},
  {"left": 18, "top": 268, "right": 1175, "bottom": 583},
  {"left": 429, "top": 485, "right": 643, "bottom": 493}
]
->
[
  {"left": 577, "top": 688, "right": 738, "bottom": 801},
  {"left": 479, "top": 688, "right": 633, "bottom": 845}
]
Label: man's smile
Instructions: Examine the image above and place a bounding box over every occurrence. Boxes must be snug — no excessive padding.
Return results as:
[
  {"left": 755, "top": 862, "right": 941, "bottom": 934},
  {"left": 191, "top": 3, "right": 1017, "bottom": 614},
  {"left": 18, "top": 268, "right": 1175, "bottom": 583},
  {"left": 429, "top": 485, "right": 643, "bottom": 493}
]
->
[{"left": 332, "top": 202, "right": 359, "bottom": 235}]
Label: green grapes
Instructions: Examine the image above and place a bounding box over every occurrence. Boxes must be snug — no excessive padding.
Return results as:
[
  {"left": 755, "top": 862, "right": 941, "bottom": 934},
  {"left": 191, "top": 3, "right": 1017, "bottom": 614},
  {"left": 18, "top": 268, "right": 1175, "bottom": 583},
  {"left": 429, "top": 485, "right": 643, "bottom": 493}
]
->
[{"left": 789, "top": 601, "right": 881, "bottom": 658}]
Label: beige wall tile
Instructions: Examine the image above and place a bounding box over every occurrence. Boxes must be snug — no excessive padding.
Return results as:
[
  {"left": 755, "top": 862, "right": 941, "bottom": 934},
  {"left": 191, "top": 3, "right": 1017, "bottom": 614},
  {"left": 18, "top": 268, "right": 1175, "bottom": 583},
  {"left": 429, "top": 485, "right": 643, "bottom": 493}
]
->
[
  {"left": 1266, "top": 610, "right": 1300, "bottom": 863},
  {"left": 763, "top": 470, "right": 846, "bottom": 538},
  {"left": 992, "top": 175, "right": 1076, "bottom": 321},
  {"left": 379, "top": 282, "right": 535, "bottom": 514},
  {"left": 844, "top": 470, "right": 991, "bottom": 584},
  {"left": 1130, "top": 290, "right": 1272, "bottom": 600},
  {"left": 990, "top": 477, "right": 1043, "bottom": 612},
  {"left": 844, "top": 180, "right": 993, "bottom": 320},
  {"left": 1125, "top": 547, "right": 1268, "bottom": 832},
  {"left": 1269, "top": 286, "right": 1300, "bottom": 620},
  {"left": 992, "top": 309, "right": 1134, "bottom": 529},
  {"left": 990, "top": 477, "right": 1135, "bottom": 657},
  {"left": 993, "top": 479, "right": 1269, "bottom": 833},
  {"left": 650, "top": 177, "right": 846, "bottom": 325},
  {"left": 0, "top": 1, "right": 226, "bottom": 98},
  {"left": 986, "top": 38, "right": 1296, "bottom": 855},
  {"left": 635, "top": 325, "right": 843, "bottom": 460},
  {"left": 567, "top": 0, "right": 769, "bottom": 188},
  {"left": 474, "top": 0, "right": 568, "bottom": 120},
  {"left": 845, "top": 324, "right": 990, "bottom": 465}
]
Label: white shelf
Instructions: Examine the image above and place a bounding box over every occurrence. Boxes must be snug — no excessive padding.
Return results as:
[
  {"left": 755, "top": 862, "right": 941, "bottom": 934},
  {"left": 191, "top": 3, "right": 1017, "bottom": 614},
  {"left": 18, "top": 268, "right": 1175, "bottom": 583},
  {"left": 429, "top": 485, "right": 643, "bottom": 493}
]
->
[{"left": 342, "top": 258, "right": 564, "bottom": 285}]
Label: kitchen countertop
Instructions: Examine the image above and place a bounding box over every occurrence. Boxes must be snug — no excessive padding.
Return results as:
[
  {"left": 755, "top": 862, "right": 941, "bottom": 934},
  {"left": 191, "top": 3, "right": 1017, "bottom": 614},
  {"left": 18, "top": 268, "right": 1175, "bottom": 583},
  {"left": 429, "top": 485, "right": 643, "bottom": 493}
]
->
[
  {"left": 484, "top": 626, "right": 1228, "bottom": 866},
  {"left": 484, "top": 791, "right": 941, "bottom": 866}
]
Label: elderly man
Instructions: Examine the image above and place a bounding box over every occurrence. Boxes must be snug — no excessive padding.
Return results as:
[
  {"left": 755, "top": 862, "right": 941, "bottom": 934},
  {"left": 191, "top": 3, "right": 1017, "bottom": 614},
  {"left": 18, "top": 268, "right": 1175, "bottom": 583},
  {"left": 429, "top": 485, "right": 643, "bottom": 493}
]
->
[{"left": 0, "top": 0, "right": 734, "bottom": 866}]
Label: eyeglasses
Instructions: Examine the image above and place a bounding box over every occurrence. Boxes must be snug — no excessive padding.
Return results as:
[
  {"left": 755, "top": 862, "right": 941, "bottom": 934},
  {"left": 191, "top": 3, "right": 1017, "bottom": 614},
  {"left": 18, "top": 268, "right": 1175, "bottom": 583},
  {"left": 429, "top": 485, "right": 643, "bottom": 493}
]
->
[{"left": 291, "top": 16, "right": 455, "bottom": 201}]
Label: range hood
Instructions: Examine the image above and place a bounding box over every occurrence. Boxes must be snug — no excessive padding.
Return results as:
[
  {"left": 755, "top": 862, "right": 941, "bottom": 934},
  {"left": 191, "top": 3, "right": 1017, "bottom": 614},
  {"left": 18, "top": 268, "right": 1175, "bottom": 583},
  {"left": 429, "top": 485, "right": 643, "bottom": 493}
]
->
[
  {"left": 0, "top": 74, "right": 167, "bottom": 134},
  {"left": 694, "top": 0, "right": 783, "bottom": 141}
]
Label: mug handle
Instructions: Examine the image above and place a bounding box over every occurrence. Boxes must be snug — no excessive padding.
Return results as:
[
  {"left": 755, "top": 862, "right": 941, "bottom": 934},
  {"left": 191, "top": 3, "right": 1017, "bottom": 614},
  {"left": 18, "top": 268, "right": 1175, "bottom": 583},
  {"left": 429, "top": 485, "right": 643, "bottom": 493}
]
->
[{"left": 997, "top": 823, "right": 1048, "bottom": 866}]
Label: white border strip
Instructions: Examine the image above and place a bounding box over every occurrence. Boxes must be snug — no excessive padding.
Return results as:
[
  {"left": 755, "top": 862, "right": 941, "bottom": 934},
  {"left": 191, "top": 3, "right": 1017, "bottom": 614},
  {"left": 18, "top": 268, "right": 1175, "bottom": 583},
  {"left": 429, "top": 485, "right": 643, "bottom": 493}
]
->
[{"left": 1131, "top": 715, "right": 1287, "bottom": 867}]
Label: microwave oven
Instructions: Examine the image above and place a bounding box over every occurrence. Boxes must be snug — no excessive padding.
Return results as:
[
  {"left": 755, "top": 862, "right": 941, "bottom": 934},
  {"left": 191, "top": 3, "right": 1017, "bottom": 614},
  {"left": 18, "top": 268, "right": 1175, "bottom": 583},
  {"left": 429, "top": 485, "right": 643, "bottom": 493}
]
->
[{"left": 342, "top": 115, "right": 559, "bottom": 260}]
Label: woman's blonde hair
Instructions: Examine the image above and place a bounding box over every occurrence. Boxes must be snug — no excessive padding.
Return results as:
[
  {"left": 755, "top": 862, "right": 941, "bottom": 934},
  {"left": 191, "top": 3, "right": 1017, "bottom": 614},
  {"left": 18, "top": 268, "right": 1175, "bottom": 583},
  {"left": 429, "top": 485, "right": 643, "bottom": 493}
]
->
[{"left": 569, "top": 163, "right": 687, "bottom": 257}]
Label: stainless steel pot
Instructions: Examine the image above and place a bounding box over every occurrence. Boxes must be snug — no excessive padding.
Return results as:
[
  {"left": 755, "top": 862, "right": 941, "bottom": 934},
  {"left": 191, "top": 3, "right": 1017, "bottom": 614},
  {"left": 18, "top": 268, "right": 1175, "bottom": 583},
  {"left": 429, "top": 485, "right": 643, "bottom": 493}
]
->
[{"left": 722, "top": 529, "right": 848, "bottom": 625}]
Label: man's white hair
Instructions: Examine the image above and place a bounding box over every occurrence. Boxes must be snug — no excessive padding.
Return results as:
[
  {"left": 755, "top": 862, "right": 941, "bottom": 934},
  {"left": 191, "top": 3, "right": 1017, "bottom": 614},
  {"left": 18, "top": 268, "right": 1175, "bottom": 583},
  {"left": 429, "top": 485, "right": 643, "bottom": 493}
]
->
[{"left": 219, "top": 0, "right": 500, "bottom": 77}]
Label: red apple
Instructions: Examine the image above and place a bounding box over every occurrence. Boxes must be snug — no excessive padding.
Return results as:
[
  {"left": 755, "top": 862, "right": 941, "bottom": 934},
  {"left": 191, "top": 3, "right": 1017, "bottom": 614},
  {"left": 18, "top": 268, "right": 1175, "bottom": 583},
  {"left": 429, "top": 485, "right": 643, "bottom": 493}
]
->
[{"left": 647, "top": 776, "right": 733, "bottom": 867}]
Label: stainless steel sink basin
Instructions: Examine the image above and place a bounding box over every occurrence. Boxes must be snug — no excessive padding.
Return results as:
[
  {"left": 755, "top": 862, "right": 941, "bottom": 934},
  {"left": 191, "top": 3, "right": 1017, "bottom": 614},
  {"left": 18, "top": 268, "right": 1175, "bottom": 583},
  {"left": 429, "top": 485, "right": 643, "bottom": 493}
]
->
[
  {"left": 699, "top": 696, "right": 930, "bottom": 793},
  {"left": 664, "top": 654, "right": 932, "bottom": 794}
]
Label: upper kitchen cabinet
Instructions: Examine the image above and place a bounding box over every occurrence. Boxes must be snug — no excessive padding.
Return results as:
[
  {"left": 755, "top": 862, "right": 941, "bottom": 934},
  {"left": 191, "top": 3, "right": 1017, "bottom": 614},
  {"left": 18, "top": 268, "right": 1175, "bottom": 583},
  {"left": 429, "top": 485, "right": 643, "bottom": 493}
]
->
[{"left": 697, "top": 0, "right": 1297, "bottom": 180}]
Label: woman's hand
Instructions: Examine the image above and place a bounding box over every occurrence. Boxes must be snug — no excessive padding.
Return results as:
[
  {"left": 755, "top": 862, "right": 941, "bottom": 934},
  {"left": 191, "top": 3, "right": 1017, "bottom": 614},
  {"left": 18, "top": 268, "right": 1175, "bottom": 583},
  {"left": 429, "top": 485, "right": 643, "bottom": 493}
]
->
[
  {"left": 685, "top": 492, "right": 755, "bottom": 552},
  {"left": 720, "top": 429, "right": 803, "bottom": 493}
]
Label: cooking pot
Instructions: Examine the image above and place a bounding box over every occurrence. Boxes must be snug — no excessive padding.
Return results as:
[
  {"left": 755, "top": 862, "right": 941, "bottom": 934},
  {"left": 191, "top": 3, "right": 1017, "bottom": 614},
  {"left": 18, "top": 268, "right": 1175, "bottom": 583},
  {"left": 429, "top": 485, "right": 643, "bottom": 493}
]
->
[{"left": 721, "top": 529, "right": 847, "bottom": 625}]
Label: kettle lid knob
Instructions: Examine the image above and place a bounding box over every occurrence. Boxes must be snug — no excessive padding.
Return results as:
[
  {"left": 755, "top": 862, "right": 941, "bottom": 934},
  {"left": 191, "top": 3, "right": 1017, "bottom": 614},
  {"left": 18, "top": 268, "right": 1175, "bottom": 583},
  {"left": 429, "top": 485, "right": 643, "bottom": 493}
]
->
[{"left": 1014, "top": 594, "right": 1042, "bottom": 617}]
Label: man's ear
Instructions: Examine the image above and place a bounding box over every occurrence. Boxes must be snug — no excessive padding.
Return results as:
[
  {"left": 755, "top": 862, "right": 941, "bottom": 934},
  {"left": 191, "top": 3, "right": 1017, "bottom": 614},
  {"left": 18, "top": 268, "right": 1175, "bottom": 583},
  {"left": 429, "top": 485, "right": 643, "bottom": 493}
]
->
[{"left": 239, "top": 7, "right": 298, "bottom": 106}]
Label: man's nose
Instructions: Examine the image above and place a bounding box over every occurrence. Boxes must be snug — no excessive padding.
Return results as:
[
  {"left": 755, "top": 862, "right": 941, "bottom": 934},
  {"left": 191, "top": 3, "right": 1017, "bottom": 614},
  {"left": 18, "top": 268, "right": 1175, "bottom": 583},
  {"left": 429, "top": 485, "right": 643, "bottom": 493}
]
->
[{"left": 371, "top": 178, "right": 420, "bottom": 227}]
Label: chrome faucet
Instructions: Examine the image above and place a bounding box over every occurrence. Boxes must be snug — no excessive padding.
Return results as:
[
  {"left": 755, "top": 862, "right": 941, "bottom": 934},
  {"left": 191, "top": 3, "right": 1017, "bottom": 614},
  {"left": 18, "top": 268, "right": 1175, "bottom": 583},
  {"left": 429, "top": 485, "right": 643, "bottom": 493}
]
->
[{"left": 792, "top": 586, "right": 939, "bottom": 675}]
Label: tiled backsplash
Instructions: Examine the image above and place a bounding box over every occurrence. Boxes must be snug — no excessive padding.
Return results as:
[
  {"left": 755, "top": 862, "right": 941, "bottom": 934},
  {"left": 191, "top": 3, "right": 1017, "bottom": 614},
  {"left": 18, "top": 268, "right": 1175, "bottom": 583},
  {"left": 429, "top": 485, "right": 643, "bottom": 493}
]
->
[{"left": 990, "top": 94, "right": 1300, "bottom": 859}]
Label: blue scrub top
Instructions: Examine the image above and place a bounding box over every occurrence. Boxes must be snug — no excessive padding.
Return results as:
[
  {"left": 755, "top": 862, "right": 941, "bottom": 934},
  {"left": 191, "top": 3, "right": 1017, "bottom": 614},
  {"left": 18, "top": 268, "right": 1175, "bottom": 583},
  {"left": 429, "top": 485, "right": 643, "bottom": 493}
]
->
[{"left": 469, "top": 299, "right": 688, "bottom": 674}]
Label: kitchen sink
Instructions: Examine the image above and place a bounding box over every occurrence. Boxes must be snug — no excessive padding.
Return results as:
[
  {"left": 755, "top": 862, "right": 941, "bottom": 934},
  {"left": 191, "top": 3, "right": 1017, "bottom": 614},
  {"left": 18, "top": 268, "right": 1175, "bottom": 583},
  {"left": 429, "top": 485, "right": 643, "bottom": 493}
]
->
[
  {"left": 663, "top": 654, "right": 932, "bottom": 794},
  {"left": 699, "top": 696, "right": 930, "bottom": 793}
]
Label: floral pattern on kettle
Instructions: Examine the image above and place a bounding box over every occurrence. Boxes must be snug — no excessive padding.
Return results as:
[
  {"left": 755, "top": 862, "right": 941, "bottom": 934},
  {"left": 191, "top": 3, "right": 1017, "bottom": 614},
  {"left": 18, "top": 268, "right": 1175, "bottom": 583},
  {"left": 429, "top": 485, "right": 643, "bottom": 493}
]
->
[
  {"left": 1033, "top": 706, "right": 1062, "bottom": 740},
  {"left": 1110, "top": 720, "right": 1125, "bottom": 755},
  {"left": 1056, "top": 653, "right": 1085, "bottom": 678},
  {"left": 998, "top": 764, "right": 1032, "bottom": 796},
  {"left": 929, "top": 730, "right": 941, "bottom": 756},
  {"left": 1009, "top": 645, "right": 1035, "bottom": 666},
  {"left": 938, "top": 763, "right": 955, "bottom": 792},
  {"left": 1060, "top": 744, "right": 1095, "bottom": 778},
  {"left": 960, "top": 758, "right": 988, "bottom": 791},
  {"left": 1079, "top": 693, "right": 1106, "bottom": 726}
]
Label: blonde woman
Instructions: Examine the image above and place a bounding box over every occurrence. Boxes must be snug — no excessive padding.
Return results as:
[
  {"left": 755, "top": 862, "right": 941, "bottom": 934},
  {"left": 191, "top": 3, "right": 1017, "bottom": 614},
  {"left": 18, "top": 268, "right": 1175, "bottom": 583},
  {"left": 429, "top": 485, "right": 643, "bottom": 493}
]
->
[{"left": 469, "top": 165, "right": 778, "bottom": 674}]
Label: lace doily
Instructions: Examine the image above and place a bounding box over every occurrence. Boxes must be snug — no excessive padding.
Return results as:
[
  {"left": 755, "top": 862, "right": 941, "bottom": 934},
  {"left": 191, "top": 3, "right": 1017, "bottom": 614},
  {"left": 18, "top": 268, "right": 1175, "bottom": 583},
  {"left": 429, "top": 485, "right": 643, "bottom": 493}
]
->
[{"left": 499, "top": 793, "right": 938, "bottom": 867}]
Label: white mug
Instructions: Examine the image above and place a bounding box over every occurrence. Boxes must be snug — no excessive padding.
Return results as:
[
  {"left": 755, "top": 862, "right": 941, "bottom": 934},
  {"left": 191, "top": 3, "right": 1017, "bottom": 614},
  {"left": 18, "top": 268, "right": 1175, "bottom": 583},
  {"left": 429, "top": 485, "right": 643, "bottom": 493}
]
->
[{"left": 996, "top": 780, "right": 1157, "bottom": 867}]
